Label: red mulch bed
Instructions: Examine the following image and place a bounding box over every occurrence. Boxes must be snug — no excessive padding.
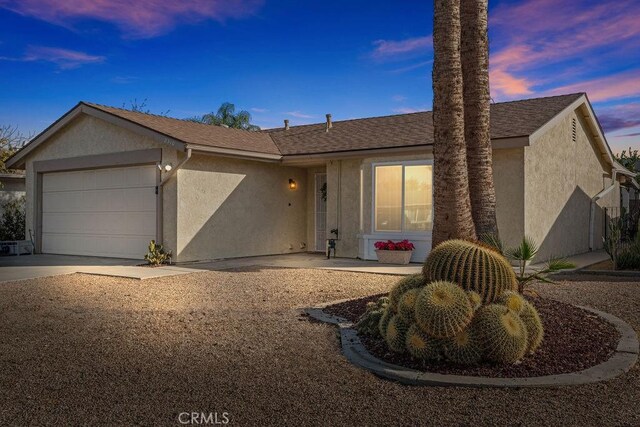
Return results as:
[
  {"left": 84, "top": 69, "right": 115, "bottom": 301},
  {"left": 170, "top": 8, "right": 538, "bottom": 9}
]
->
[{"left": 324, "top": 294, "right": 620, "bottom": 378}]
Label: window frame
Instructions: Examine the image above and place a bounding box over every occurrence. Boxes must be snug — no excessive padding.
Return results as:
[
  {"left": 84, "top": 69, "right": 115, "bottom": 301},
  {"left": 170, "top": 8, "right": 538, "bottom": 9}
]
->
[{"left": 371, "top": 159, "right": 434, "bottom": 235}]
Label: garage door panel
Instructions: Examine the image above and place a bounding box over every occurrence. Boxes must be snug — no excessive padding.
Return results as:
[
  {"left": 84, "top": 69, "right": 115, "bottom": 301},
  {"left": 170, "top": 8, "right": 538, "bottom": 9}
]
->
[{"left": 42, "top": 165, "right": 157, "bottom": 259}]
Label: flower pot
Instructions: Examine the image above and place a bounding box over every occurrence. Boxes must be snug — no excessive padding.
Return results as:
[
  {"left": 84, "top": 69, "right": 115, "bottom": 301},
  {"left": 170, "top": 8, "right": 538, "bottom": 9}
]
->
[{"left": 375, "top": 250, "right": 413, "bottom": 265}]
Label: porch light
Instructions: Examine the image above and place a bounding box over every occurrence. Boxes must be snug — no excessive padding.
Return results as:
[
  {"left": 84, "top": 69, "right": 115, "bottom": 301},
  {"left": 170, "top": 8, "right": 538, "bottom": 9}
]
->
[
  {"left": 288, "top": 179, "right": 297, "bottom": 190},
  {"left": 164, "top": 163, "right": 173, "bottom": 172}
]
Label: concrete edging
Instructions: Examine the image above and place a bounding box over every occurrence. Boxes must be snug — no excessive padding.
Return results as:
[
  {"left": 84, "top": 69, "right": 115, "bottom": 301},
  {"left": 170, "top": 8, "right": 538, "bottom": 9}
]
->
[{"left": 305, "top": 300, "right": 638, "bottom": 388}]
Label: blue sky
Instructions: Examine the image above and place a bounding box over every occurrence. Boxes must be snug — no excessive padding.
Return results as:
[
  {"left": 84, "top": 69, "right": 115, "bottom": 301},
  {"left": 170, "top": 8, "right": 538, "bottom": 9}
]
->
[{"left": 0, "top": 0, "right": 639, "bottom": 152}]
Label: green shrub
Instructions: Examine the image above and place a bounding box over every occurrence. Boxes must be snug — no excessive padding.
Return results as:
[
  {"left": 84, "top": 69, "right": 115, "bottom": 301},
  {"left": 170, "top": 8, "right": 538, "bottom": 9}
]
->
[
  {"left": 144, "top": 240, "right": 172, "bottom": 266},
  {"left": 0, "top": 196, "right": 25, "bottom": 241},
  {"left": 423, "top": 239, "right": 517, "bottom": 303},
  {"left": 414, "top": 281, "right": 474, "bottom": 339}
]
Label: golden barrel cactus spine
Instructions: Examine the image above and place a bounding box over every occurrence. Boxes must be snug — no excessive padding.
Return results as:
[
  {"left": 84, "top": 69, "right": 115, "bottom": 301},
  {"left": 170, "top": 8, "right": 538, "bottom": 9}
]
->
[
  {"left": 398, "top": 288, "right": 420, "bottom": 323},
  {"left": 422, "top": 239, "right": 517, "bottom": 303},
  {"left": 385, "top": 315, "right": 411, "bottom": 353},
  {"left": 443, "top": 325, "right": 484, "bottom": 365},
  {"left": 388, "top": 274, "right": 427, "bottom": 312},
  {"left": 414, "top": 281, "right": 474, "bottom": 339},
  {"left": 520, "top": 301, "right": 544, "bottom": 353},
  {"left": 474, "top": 304, "right": 528, "bottom": 363},
  {"left": 405, "top": 324, "right": 445, "bottom": 361}
]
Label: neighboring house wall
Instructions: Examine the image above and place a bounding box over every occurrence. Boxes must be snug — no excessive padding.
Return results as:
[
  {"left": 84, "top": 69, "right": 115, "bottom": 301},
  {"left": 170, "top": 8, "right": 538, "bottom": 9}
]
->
[
  {"left": 175, "top": 154, "right": 307, "bottom": 262},
  {"left": 22, "top": 115, "right": 179, "bottom": 254},
  {"left": 0, "top": 177, "right": 25, "bottom": 219},
  {"left": 524, "top": 109, "right": 615, "bottom": 261}
]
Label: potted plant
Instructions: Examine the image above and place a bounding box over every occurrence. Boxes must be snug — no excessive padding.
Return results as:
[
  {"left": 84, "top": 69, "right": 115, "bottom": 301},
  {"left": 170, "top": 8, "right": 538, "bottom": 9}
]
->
[{"left": 374, "top": 240, "right": 415, "bottom": 264}]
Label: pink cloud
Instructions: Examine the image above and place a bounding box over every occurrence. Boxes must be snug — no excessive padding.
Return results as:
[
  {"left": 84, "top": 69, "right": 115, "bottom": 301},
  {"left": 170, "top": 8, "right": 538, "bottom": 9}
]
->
[
  {"left": 488, "top": 0, "right": 640, "bottom": 100},
  {"left": 0, "top": 46, "right": 105, "bottom": 69},
  {"left": 372, "top": 36, "right": 432, "bottom": 59},
  {"left": 0, "top": 0, "right": 264, "bottom": 38},
  {"left": 548, "top": 72, "right": 640, "bottom": 102}
]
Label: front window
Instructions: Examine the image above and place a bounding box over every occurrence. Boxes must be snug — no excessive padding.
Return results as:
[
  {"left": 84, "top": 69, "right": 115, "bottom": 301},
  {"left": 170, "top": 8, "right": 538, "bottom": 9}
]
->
[{"left": 374, "top": 162, "right": 433, "bottom": 232}]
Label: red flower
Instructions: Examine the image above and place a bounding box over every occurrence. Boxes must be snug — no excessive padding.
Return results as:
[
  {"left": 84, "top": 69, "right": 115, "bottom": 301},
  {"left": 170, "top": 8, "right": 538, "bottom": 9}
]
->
[{"left": 374, "top": 239, "right": 415, "bottom": 251}]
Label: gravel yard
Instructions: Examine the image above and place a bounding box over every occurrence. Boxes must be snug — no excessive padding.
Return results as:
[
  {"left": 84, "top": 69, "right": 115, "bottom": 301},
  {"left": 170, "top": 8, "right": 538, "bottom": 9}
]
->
[{"left": 0, "top": 268, "right": 638, "bottom": 426}]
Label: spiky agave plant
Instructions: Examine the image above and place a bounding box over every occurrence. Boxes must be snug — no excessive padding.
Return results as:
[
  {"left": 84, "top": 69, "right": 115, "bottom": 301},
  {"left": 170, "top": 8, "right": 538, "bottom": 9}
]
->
[{"left": 414, "top": 281, "right": 474, "bottom": 338}]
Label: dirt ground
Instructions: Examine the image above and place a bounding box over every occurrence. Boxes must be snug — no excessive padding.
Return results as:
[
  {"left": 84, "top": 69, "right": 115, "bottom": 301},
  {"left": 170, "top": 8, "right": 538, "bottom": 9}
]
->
[{"left": 0, "top": 268, "right": 638, "bottom": 426}]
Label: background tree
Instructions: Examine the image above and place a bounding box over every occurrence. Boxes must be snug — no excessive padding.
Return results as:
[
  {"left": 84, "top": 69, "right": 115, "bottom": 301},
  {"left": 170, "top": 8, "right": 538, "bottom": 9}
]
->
[
  {"left": 461, "top": 0, "right": 499, "bottom": 238},
  {"left": 615, "top": 147, "right": 640, "bottom": 181},
  {"left": 188, "top": 102, "right": 261, "bottom": 131},
  {"left": 1, "top": 125, "right": 29, "bottom": 174},
  {"left": 431, "top": 0, "right": 477, "bottom": 246}
]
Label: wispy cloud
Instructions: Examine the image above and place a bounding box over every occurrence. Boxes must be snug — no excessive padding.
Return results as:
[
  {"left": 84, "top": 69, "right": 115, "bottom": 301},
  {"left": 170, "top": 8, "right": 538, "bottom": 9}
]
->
[
  {"left": 595, "top": 103, "right": 640, "bottom": 133},
  {"left": 392, "top": 107, "right": 427, "bottom": 114},
  {"left": 0, "top": 46, "right": 105, "bottom": 69},
  {"left": 371, "top": 36, "right": 432, "bottom": 60},
  {"left": 389, "top": 60, "right": 432, "bottom": 74},
  {"left": 489, "top": 0, "right": 640, "bottom": 99},
  {"left": 392, "top": 95, "right": 407, "bottom": 102},
  {"left": 284, "top": 111, "right": 315, "bottom": 119},
  {"left": 619, "top": 132, "right": 640, "bottom": 138},
  {"left": 0, "top": 0, "right": 265, "bottom": 38},
  {"left": 251, "top": 107, "right": 268, "bottom": 113},
  {"left": 548, "top": 72, "right": 640, "bottom": 103}
]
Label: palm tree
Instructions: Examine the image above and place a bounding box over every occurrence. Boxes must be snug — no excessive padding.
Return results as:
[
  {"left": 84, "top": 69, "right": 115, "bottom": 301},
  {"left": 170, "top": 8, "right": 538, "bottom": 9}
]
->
[
  {"left": 432, "top": 0, "right": 477, "bottom": 246},
  {"left": 461, "top": 0, "right": 499, "bottom": 237},
  {"left": 188, "top": 102, "right": 261, "bottom": 131}
]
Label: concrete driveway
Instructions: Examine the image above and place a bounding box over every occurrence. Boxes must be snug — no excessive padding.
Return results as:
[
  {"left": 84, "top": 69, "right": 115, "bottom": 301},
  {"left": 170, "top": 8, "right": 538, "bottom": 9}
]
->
[{"left": 0, "top": 254, "right": 200, "bottom": 282}]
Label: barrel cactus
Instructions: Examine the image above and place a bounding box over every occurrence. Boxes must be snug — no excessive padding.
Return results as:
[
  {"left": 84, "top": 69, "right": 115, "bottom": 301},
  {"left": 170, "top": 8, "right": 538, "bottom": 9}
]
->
[
  {"left": 467, "top": 291, "right": 482, "bottom": 311},
  {"left": 385, "top": 315, "right": 411, "bottom": 353},
  {"left": 405, "top": 324, "right": 445, "bottom": 361},
  {"left": 520, "top": 301, "right": 544, "bottom": 353},
  {"left": 496, "top": 291, "right": 526, "bottom": 314},
  {"left": 398, "top": 288, "right": 420, "bottom": 323},
  {"left": 474, "top": 304, "right": 528, "bottom": 363},
  {"left": 388, "top": 274, "right": 427, "bottom": 312},
  {"left": 443, "top": 325, "right": 483, "bottom": 365},
  {"left": 414, "top": 281, "right": 474, "bottom": 338},
  {"left": 355, "top": 297, "right": 389, "bottom": 337},
  {"left": 378, "top": 307, "right": 393, "bottom": 338},
  {"left": 423, "top": 239, "right": 517, "bottom": 303}
]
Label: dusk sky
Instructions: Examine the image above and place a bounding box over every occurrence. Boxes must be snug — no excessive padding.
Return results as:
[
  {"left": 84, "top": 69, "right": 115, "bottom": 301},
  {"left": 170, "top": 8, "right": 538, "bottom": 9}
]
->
[{"left": 1, "top": 0, "right": 638, "bottom": 153}]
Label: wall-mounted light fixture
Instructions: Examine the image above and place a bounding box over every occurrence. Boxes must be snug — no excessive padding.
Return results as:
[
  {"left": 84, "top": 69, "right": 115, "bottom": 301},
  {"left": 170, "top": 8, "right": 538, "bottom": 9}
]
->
[
  {"left": 288, "top": 178, "right": 297, "bottom": 190},
  {"left": 158, "top": 163, "right": 173, "bottom": 172}
]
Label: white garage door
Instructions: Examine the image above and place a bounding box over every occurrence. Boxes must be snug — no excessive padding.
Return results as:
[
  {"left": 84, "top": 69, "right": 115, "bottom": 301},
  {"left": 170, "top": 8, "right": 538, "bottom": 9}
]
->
[{"left": 42, "top": 165, "right": 157, "bottom": 259}]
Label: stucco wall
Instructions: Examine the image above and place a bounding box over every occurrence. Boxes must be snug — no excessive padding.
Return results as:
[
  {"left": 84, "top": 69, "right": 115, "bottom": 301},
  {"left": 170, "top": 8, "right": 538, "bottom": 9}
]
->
[
  {"left": 524, "top": 109, "right": 615, "bottom": 260},
  {"left": 492, "top": 148, "right": 525, "bottom": 249},
  {"left": 23, "top": 114, "right": 179, "bottom": 253},
  {"left": 175, "top": 154, "right": 307, "bottom": 262}
]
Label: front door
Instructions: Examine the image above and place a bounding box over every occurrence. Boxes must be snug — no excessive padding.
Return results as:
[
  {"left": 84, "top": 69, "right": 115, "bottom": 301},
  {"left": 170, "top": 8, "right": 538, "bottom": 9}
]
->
[{"left": 315, "top": 173, "right": 327, "bottom": 252}]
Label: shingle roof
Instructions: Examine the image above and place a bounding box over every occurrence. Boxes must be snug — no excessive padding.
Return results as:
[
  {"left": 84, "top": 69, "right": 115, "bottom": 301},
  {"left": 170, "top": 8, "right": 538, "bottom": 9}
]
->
[
  {"left": 84, "top": 102, "right": 281, "bottom": 155},
  {"left": 267, "top": 93, "right": 584, "bottom": 155},
  {"left": 85, "top": 94, "right": 584, "bottom": 157}
]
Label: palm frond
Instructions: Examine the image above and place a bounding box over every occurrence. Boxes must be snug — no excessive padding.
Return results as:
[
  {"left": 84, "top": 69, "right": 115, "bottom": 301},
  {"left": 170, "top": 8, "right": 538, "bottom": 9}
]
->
[
  {"left": 546, "top": 257, "right": 576, "bottom": 272},
  {"left": 505, "top": 235, "right": 539, "bottom": 261},
  {"left": 479, "top": 233, "right": 503, "bottom": 254}
]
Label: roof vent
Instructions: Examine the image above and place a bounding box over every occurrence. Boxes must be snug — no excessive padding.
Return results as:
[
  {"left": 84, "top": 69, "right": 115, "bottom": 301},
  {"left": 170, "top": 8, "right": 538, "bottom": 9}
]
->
[
  {"left": 325, "top": 114, "right": 332, "bottom": 132},
  {"left": 572, "top": 118, "right": 577, "bottom": 142},
  {"left": 284, "top": 119, "right": 290, "bottom": 131}
]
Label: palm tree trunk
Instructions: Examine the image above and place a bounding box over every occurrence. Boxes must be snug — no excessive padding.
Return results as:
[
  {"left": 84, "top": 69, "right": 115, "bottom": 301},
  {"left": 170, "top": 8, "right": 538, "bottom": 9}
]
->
[
  {"left": 461, "top": 0, "right": 499, "bottom": 238},
  {"left": 432, "top": 0, "right": 477, "bottom": 246}
]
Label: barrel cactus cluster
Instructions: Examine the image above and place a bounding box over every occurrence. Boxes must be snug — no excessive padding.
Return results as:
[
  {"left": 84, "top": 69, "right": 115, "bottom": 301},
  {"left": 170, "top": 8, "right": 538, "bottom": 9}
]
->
[{"left": 358, "top": 239, "right": 544, "bottom": 365}]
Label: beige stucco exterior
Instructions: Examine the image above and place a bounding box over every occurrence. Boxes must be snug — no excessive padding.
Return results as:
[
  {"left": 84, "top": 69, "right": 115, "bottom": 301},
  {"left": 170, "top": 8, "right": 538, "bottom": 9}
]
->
[
  {"left": 175, "top": 154, "right": 307, "bottom": 262},
  {"left": 12, "top": 98, "right": 623, "bottom": 263},
  {"left": 21, "top": 114, "right": 179, "bottom": 253},
  {"left": 524, "top": 109, "right": 617, "bottom": 260}
]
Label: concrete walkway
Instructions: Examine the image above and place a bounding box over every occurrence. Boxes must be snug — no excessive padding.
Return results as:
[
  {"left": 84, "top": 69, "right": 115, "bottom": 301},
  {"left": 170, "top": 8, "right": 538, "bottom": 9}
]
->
[
  {"left": 0, "top": 254, "right": 203, "bottom": 282},
  {"left": 180, "top": 253, "right": 423, "bottom": 275}
]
